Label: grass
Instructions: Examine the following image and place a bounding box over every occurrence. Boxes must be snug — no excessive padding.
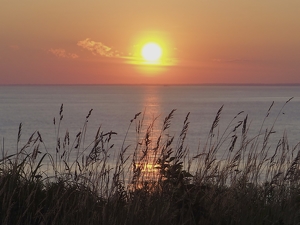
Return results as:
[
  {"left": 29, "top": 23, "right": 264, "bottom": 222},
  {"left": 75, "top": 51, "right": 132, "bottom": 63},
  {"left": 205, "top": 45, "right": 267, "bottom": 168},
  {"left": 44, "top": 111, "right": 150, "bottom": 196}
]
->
[{"left": 1, "top": 99, "right": 300, "bottom": 225}]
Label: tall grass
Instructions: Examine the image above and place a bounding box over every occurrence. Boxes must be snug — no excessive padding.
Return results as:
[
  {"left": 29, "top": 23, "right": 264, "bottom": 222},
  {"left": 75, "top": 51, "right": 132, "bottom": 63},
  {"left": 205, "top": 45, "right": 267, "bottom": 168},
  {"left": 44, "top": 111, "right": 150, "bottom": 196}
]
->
[{"left": 1, "top": 100, "right": 300, "bottom": 225}]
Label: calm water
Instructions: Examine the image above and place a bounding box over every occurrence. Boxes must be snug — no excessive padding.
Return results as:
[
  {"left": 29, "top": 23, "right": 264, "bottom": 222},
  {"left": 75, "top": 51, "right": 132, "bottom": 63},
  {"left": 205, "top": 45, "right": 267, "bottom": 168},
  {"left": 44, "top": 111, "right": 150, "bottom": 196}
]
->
[{"left": 1, "top": 85, "right": 300, "bottom": 162}]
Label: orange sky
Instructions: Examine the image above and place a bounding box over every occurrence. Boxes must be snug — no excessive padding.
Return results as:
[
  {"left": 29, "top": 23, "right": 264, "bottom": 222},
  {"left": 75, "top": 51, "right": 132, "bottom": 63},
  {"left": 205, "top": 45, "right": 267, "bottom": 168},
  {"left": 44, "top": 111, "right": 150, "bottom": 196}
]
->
[{"left": 1, "top": 1, "right": 300, "bottom": 85}]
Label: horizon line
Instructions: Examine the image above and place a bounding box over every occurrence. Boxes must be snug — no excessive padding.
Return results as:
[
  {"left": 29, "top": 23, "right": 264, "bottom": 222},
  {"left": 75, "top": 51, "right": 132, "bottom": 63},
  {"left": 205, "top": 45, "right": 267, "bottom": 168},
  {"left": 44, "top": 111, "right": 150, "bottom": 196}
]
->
[{"left": 1, "top": 83, "right": 300, "bottom": 86}]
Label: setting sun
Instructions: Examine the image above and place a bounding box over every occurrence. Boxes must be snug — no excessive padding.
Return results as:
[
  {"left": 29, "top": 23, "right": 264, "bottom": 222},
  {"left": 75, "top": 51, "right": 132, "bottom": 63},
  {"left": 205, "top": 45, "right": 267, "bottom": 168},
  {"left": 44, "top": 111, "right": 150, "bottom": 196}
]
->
[{"left": 141, "top": 43, "right": 162, "bottom": 62}]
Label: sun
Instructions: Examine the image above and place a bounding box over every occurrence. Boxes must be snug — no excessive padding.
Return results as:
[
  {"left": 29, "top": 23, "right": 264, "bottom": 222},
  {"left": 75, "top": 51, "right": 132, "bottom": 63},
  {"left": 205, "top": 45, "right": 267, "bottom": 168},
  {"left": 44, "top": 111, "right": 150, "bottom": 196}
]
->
[{"left": 141, "top": 43, "right": 162, "bottom": 62}]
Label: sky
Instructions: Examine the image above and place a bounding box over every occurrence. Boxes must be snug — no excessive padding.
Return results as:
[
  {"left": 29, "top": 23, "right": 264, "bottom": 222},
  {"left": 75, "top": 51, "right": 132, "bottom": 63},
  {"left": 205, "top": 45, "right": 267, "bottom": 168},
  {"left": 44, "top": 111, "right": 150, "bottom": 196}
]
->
[{"left": 1, "top": 0, "right": 300, "bottom": 85}]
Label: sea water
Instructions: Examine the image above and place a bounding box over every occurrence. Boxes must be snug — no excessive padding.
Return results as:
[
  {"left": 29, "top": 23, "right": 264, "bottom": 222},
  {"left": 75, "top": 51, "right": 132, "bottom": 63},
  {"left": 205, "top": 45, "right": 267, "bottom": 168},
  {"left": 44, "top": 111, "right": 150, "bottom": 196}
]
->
[{"left": 0, "top": 85, "right": 300, "bottom": 165}]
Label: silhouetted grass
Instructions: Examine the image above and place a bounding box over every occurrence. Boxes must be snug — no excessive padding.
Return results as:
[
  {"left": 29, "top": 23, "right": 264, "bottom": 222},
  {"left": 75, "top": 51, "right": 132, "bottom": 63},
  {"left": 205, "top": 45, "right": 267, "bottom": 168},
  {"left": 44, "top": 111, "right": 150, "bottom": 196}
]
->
[{"left": 1, "top": 99, "right": 300, "bottom": 225}]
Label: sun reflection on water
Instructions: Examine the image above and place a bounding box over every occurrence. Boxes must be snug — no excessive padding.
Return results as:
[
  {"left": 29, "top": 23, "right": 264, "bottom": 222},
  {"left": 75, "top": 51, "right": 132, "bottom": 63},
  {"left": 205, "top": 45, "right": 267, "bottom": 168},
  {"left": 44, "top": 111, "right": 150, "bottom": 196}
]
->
[{"left": 130, "top": 87, "right": 164, "bottom": 189}]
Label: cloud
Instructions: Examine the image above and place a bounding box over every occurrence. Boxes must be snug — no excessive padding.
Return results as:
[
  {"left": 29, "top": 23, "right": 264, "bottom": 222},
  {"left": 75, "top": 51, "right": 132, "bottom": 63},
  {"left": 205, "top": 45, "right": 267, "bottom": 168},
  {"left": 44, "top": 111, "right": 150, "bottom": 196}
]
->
[
  {"left": 48, "top": 48, "right": 79, "bottom": 59},
  {"left": 77, "top": 38, "right": 121, "bottom": 57}
]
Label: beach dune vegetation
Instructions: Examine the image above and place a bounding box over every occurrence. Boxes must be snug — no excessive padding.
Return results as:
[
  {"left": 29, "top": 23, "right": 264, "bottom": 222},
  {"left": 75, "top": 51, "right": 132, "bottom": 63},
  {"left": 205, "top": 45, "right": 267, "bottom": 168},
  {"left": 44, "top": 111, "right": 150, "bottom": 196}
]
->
[{"left": 1, "top": 100, "right": 300, "bottom": 225}]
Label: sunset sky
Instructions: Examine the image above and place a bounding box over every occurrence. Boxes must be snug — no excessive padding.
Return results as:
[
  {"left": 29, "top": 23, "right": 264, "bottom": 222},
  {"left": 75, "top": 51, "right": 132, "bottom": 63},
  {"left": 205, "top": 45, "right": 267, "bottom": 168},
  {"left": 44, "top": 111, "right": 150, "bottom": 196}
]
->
[{"left": 1, "top": 1, "right": 300, "bottom": 85}]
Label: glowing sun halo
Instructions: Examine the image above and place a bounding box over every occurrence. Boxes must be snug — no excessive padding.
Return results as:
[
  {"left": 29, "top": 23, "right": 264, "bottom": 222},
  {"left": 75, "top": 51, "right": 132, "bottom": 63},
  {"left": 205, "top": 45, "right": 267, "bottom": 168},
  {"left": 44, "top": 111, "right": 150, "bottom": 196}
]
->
[{"left": 141, "top": 43, "right": 162, "bottom": 62}]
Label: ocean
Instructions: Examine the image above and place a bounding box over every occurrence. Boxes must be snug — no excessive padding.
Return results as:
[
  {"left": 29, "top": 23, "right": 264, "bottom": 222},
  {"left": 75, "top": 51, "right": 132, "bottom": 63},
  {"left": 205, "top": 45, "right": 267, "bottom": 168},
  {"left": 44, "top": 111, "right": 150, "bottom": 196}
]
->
[{"left": 1, "top": 85, "right": 300, "bottom": 165}]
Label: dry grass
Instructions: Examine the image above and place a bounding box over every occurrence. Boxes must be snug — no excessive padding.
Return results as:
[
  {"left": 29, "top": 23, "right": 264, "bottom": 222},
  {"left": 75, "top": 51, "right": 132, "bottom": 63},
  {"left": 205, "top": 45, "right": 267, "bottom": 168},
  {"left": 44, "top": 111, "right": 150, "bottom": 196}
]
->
[{"left": 1, "top": 100, "right": 300, "bottom": 225}]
